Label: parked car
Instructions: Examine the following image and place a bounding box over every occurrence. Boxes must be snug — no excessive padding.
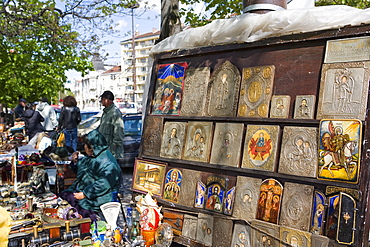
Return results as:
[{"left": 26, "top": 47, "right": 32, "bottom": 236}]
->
[{"left": 77, "top": 112, "right": 142, "bottom": 167}]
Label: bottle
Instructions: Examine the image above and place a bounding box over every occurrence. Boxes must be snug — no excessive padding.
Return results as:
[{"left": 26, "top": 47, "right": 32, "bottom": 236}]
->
[{"left": 130, "top": 221, "right": 140, "bottom": 241}]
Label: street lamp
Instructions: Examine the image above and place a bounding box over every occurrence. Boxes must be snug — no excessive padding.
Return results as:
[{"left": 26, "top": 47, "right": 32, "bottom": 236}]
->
[{"left": 129, "top": 3, "right": 139, "bottom": 104}]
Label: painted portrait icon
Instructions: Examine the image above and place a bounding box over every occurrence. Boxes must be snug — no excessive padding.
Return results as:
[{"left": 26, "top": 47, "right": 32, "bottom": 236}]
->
[
  {"left": 163, "top": 168, "right": 182, "bottom": 203},
  {"left": 205, "top": 183, "right": 224, "bottom": 213},
  {"left": 151, "top": 62, "right": 188, "bottom": 115}
]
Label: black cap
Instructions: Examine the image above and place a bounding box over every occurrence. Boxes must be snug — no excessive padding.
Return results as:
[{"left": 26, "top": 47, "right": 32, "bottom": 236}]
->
[
  {"left": 19, "top": 98, "right": 27, "bottom": 103},
  {"left": 41, "top": 97, "right": 49, "bottom": 103},
  {"left": 100, "top": 91, "right": 114, "bottom": 101}
]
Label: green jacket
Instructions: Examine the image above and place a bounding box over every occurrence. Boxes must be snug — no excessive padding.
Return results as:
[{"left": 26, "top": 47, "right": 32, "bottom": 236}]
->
[
  {"left": 98, "top": 104, "right": 124, "bottom": 159},
  {"left": 64, "top": 129, "right": 122, "bottom": 211}
]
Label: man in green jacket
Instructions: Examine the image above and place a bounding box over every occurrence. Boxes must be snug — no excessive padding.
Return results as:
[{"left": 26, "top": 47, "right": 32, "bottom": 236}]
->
[
  {"left": 59, "top": 129, "right": 122, "bottom": 220},
  {"left": 98, "top": 90, "right": 125, "bottom": 159}
]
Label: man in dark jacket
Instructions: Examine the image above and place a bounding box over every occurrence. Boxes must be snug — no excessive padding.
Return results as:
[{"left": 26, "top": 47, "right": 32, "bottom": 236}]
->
[
  {"left": 22, "top": 103, "right": 45, "bottom": 140},
  {"left": 59, "top": 129, "right": 122, "bottom": 221},
  {"left": 14, "top": 98, "right": 27, "bottom": 119}
]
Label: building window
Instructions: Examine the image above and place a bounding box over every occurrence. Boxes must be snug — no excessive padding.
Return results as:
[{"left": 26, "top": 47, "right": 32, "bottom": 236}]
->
[
  {"left": 126, "top": 78, "right": 130, "bottom": 82},
  {"left": 111, "top": 75, "right": 116, "bottom": 80},
  {"left": 126, "top": 85, "right": 134, "bottom": 90},
  {"left": 141, "top": 67, "right": 147, "bottom": 72},
  {"left": 140, "top": 49, "right": 147, "bottom": 55},
  {"left": 140, "top": 58, "right": 147, "bottom": 63},
  {"left": 141, "top": 76, "right": 146, "bottom": 81}
]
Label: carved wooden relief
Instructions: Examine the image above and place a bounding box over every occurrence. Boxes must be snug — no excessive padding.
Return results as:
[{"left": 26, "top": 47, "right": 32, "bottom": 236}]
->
[
  {"left": 196, "top": 213, "right": 214, "bottom": 246},
  {"left": 278, "top": 126, "right": 318, "bottom": 178},
  {"left": 238, "top": 65, "right": 275, "bottom": 118},
  {"left": 251, "top": 219, "right": 280, "bottom": 246},
  {"left": 142, "top": 116, "right": 163, "bottom": 156},
  {"left": 294, "top": 95, "right": 316, "bottom": 119},
  {"left": 310, "top": 191, "right": 326, "bottom": 235},
  {"left": 213, "top": 217, "right": 233, "bottom": 247},
  {"left": 256, "top": 178, "right": 283, "bottom": 224},
  {"left": 210, "top": 122, "right": 244, "bottom": 167},
  {"left": 233, "top": 176, "right": 262, "bottom": 222},
  {"left": 280, "top": 226, "right": 312, "bottom": 247},
  {"left": 182, "top": 214, "right": 198, "bottom": 240},
  {"left": 231, "top": 223, "right": 252, "bottom": 247},
  {"left": 270, "top": 95, "right": 291, "bottom": 119},
  {"left": 178, "top": 169, "right": 201, "bottom": 207},
  {"left": 163, "top": 168, "right": 182, "bottom": 203},
  {"left": 180, "top": 67, "right": 210, "bottom": 117},
  {"left": 316, "top": 61, "right": 370, "bottom": 120},
  {"left": 242, "top": 125, "right": 280, "bottom": 172},
  {"left": 183, "top": 121, "right": 214, "bottom": 162},
  {"left": 318, "top": 119, "right": 362, "bottom": 184},
  {"left": 160, "top": 121, "right": 187, "bottom": 159},
  {"left": 206, "top": 61, "right": 241, "bottom": 117},
  {"left": 279, "top": 182, "right": 314, "bottom": 231}
]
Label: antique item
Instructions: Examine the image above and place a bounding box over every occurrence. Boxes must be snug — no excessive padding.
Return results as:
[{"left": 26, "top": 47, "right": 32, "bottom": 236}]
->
[
  {"left": 178, "top": 169, "right": 201, "bottom": 207},
  {"left": 163, "top": 168, "right": 182, "bottom": 203},
  {"left": 251, "top": 219, "right": 280, "bottom": 246},
  {"left": 180, "top": 67, "right": 211, "bottom": 117},
  {"left": 183, "top": 121, "right": 214, "bottom": 163},
  {"left": 337, "top": 192, "right": 356, "bottom": 245},
  {"left": 233, "top": 176, "right": 261, "bottom": 222},
  {"left": 223, "top": 187, "right": 235, "bottom": 215},
  {"left": 196, "top": 213, "right": 214, "bottom": 246},
  {"left": 194, "top": 181, "right": 206, "bottom": 209},
  {"left": 212, "top": 217, "right": 233, "bottom": 247},
  {"left": 206, "top": 60, "right": 241, "bottom": 117},
  {"left": 160, "top": 122, "right": 187, "bottom": 159},
  {"left": 325, "top": 194, "right": 340, "bottom": 240},
  {"left": 279, "top": 182, "right": 314, "bottom": 231},
  {"left": 270, "top": 95, "right": 290, "bottom": 118},
  {"left": 182, "top": 214, "right": 198, "bottom": 240},
  {"left": 311, "top": 234, "right": 330, "bottom": 247},
  {"left": 142, "top": 116, "right": 164, "bottom": 156},
  {"left": 238, "top": 65, "right": 275, "bottom": 118},
  {"left": 209, "top": 122, "right": 244, "bottom": 167},
  {"left": 231, "top": 222, "right": 252, "bottom": 247},
  {"left": 241, "top": 125, "right": 280, "bottom": 172},
  {"left": 324, "top": 36, "right": 370, "bottom": 63},
  {"left": 293, "top": 95, "right": 316, "bottom": 119},
  {"left": 151, "top": 62, "right": 188, "bottom": 115},
  {"left": 205, "top": 182, "right": 225, "bottom": 213},
  {"left": 316, "top": 62, "right": 370, "bottom": 120},
  {"left": 278, "top": 126, "right": 318, "bottom": 178},
  {"left": 280, "top": 226, "right": 312, "bottom": 247},
  {"left": 132, "top": 158, "right": 167, "bottom": 196},
  {"left": 325, "top": 186, "right": 359, "bottom": 200},
  {"left": 162, "top": 210, "right": 184, "bottom": 236},
  {"left": 318, "top": 119, "right": 362, "bottom": 183},
  {"left": 256, "top": 178, "right": 283, "bottom": 224},
  {"left": 310, "top": 191, "right": 326, "bottom": 235}
]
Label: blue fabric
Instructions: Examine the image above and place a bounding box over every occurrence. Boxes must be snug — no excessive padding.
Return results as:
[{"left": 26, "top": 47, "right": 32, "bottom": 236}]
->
[{"left": 64, "top": 127, "right": 78, "bottom": 151}]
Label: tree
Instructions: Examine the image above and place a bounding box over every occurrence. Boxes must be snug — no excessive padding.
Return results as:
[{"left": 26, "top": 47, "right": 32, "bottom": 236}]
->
[{"left": 0, "top": 0, "right": 151, "bottom": 107}]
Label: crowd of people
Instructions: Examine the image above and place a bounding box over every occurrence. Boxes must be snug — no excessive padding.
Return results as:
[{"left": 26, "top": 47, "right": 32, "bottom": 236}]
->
[{"left": 12, "top": 91, "right": 125, "bottom": 221}]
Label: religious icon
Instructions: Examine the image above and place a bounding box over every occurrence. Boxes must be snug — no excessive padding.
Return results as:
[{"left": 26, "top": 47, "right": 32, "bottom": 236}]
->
[
  {"left": 183, "top": 121, "right": 214, "bottom": 162},
  {"left": 194, "top": 181, "right": 206, "bottom": 208},
  {"left": 337, "top": 192, "right": 356, "bottom": 245},
  {"left": 325, "top": 194, "right": 340, "bottom": 239},
  {"left": 238, "top": 65, "right": 275, "bottom": 118},
  {"left": 280, "top": 226, "right": 312, "bottom": 247},
  {"left": 256, "top": 178, "right": 283, "bottom": 224},
  {"left": 242, "top": 125, "right": 280, "bottom": 172},
  {"left": 223, "top": 187, "right": 235, "bottom": 215},
  {"left": 231, "top": 223, "right": 252, "bottom": 247},
  {"left": 163, "top": 168, "right": 182, "bottom": 203},
  {"left": 318, "top": 119, "right": 362, "bottom": 183},
  {"left": 310, "top": 191, "right": 326, "bottom": 235},
  {"left": 294, "top": 95, "right": 316, "bottom": 119},
  {"left": 151, "top": 62, "right": 188, "bottom": 115},
  {"left": 278, "top": 126, "right": 318, "bottom": 178},
  {"left": 205, "top": 183, "right": 224, "bottom": 213},
  {"left": 160, "top": 122, "right": 187, "bottom": 159},
  {"left": 317, "top": 62, "right": 370, "bottom": 120},
  {"left": 251, "top": 220, "right": 279, "bottom": 246},
  {"left": 206, "top": 61, "right": 241, "bottom": 117},
  {"left": 142, "top": 116, "right": 163, "bottom": 156},
  {"left": 270, "top": 95, "right": 290, "bottom": 118}
]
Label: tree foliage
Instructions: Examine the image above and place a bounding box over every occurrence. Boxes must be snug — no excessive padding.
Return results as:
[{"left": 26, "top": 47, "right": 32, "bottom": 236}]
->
[
  {"left": 180, "top": 0, "right": 370, "bottom": 28},
  {"left": 0, "top": 0, "right": 151, "bottom": 107}
]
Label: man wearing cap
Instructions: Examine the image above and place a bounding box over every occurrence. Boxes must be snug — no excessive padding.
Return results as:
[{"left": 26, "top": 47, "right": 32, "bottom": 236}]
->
[
  {"left": 14, "top": 98, "right": 27, "bottom": 119},
  {"left": 36, "top": 97, "right": 58, "bottom": 132},
  {"left": 98, "top": 90, "right": 124, "bottom": 160}
]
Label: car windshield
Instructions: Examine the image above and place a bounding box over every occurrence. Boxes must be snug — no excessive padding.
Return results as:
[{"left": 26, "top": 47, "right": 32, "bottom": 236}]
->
[
  {"left": 124, "top": 118, "right": 142, "bottom": 135},
  {"left": 79, "top": 116, "right": 100, "bottom": 129}
]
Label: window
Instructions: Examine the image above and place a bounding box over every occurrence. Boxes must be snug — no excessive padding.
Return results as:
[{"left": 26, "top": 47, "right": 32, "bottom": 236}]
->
[
  {"left": 141, "top": 67, "right": 147, "bottom": 72},
  {"left": 140, "top": 58, "right": 147, "bottom": 63},
  {"left": 111, "top": 75, "right": 116, "bottom": 80},
  {"left": 126, "top": 85, "right": 134, "bottom": 90},
  {"left": 126, "top": 78, "right": 130, "bottom": 82},
  {"left": 141, "top": 76, "right": 146, "bottom": 81},
  {"left": 140, "top": 49, "right": 147, "bottom": 55}
]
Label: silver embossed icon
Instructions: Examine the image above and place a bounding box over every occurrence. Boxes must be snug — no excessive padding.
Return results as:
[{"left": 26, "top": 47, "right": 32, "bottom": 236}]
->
[
  {"left": 160, "top": 121, "right": 187, "bottom": 159},
  {"left": 294, "top": 95, "right": 316, "bottom": 119},
  {"left": 270, "top": 95, "right": 291, "bottom": 118}
]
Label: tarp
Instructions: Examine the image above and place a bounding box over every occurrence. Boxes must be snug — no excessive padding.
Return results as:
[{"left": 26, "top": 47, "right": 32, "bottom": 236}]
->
[{"left": 150, "top": 5, "right": 370, "bottom": 55}]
